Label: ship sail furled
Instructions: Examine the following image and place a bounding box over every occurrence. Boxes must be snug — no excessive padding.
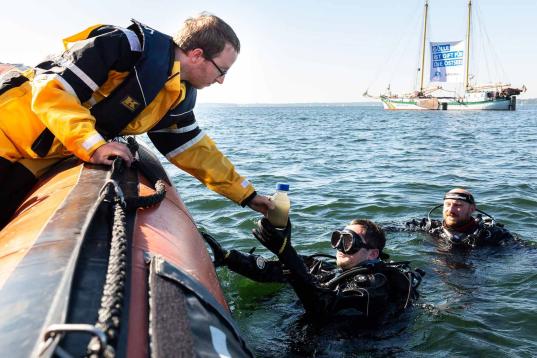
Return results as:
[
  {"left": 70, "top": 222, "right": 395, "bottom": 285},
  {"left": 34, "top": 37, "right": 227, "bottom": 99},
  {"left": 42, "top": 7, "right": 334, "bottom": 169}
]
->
[{"left": 430, "top": 41, "right": 465, "bottom": 83}]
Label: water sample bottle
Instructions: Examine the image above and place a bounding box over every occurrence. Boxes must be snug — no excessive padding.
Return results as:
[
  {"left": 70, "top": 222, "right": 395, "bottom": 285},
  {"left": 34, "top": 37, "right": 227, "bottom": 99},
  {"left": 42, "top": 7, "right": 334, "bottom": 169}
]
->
[{"left": 267, "top": 183, "right": 290, "bottom": 228}]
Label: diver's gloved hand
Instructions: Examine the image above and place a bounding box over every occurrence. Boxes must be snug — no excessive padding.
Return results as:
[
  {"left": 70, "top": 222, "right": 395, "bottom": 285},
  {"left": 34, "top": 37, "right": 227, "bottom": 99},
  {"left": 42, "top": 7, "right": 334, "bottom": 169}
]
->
[
  {"left": 253, "top": 218, "right": 315, "bottom": 294},
  {"left": 252, "top": 218, "right": 292, "bottom": 256},
  {"left": 201, "top": 232, "right": 229, "bottom": 267},
  {"left": 405, "top": 218, "right": 430, "bottom": 231}
]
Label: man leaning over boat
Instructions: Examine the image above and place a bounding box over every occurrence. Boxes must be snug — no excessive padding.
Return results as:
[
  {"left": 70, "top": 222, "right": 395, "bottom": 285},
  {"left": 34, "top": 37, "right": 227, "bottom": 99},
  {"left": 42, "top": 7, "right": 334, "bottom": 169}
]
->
[{"left": 0, "top": 13, "right": 273, "bottom": 228}]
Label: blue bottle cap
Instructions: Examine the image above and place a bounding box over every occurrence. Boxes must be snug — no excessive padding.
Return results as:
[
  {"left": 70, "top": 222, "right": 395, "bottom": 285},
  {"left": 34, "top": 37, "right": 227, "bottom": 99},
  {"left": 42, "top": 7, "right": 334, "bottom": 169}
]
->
[{"left": 276, "top": 183, "right": 289, "bottom": 191}]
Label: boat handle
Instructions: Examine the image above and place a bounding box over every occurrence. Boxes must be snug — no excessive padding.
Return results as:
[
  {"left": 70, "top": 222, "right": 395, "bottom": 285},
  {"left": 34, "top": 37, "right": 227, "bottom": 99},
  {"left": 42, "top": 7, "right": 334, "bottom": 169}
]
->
[{"left": 39, "top": 324, "right": 107, "bottom": 357}]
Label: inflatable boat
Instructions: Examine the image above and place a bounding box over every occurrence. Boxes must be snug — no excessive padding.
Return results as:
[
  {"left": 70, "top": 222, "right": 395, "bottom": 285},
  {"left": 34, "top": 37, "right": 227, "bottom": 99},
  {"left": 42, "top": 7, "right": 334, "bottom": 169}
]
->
[{"left": 0, "top": 141, "right": 252, "bottom": 357}]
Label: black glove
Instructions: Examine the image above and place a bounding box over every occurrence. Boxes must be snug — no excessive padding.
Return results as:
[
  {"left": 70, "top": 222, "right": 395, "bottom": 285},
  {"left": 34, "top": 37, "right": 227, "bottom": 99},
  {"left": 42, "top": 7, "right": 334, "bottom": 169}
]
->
[
  {"left": 405, "top": 218, "right": 430, "bottom": 231},
  {"left": 201, "top": 232, "right": 229, "bottom": 267},
  {"left": 252, "top": 217, "right": 291, "bottom": 256}
]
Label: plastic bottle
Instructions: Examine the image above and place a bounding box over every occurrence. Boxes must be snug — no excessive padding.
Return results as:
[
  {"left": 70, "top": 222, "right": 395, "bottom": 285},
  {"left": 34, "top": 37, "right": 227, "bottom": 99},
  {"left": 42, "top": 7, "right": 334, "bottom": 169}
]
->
[{"left": 267, "top": 183, "right": 290, "bottom": 228}]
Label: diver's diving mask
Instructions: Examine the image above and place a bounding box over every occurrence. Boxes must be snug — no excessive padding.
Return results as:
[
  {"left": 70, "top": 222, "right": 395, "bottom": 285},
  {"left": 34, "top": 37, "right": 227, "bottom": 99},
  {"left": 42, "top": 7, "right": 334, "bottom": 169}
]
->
[{"left": 330, "top": 229, "right": 371, "bottom": 254}]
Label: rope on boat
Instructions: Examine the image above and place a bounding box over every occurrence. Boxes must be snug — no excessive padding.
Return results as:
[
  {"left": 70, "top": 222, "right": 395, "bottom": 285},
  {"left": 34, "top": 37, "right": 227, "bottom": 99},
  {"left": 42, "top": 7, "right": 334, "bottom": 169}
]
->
[
  {"left": 88, "top": 169, "right": 128, "bottom": 357},
  {"left": 125, "top": 179, "right": 166, "bottom": 210},
  {"left": 39, "top": 137, "right": 167, "bottom": 357},
  {"left": 86, "top": 138, "right": 167, "bottom": 357}
]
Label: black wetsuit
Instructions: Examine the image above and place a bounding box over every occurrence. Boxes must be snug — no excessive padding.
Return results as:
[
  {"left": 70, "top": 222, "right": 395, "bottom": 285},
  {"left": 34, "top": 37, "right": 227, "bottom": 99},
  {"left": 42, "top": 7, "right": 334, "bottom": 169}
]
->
[
  {"left": 406, "top": 215, "right": 513, "bottom": 247},
  {"left": 225, "top": 250, "right": 422, "bottom": 321}
]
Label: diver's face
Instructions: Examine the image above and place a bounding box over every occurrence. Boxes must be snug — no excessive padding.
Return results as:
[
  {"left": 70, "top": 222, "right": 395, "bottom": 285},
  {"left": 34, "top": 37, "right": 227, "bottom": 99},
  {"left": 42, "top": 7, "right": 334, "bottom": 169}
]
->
[
  {"left": 443, "top": 199, "right": 475, "bottom": 227},
  {"left": 335, "top": 224, "right": 378, "bottom": 270}
]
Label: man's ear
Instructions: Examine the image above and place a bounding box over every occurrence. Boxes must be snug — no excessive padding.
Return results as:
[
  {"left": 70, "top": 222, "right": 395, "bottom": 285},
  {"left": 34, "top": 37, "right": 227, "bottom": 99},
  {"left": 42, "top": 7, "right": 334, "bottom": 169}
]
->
[
  {"left": 187, "top": 48, "right": 204, "bottom": 63},
  {"left": 368, "top": 248, "right": 379, "bottom": 260}
]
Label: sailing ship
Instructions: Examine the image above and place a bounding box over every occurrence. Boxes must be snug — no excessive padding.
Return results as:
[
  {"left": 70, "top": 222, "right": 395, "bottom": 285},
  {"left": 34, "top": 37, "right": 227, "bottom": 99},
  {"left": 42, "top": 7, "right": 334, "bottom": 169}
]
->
[{"left": 369, "top": 0, "right": 525, "bottom": 111}]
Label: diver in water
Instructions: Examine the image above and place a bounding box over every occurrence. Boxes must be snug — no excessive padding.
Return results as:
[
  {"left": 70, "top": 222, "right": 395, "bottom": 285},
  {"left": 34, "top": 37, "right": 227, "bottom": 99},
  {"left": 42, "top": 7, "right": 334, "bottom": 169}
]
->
[
  {"left": 204, "top": 218, "right": 424, "bottom": 321},
  {"left": 406, "top": 188, "right": 513, "bottom": 248}
]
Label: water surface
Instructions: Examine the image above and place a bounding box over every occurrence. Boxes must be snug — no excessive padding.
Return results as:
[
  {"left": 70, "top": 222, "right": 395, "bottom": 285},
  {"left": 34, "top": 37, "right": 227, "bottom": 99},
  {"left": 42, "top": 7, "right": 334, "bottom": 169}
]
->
[{"left": 151, "top": 103, "right": 537, "bottom": 357}]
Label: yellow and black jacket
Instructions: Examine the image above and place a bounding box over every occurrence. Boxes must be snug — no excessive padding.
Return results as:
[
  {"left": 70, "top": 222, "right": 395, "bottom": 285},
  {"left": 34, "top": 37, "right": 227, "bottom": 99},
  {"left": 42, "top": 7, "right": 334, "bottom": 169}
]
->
[{"left": 0, "top": 20, "right": 254, "bottom": 205}]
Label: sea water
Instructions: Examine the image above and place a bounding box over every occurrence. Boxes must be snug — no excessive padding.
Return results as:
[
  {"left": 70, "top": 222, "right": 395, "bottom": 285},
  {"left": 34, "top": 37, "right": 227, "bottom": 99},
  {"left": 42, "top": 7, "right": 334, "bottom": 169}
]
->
[{"left": 147, "top": 103, "right": 537, "bottom": 357}]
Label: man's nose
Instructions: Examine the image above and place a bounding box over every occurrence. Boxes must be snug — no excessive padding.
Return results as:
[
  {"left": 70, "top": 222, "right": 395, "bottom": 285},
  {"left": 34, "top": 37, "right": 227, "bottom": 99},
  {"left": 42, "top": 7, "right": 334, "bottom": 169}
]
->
[{"left": 215, "top": 75, "right": 225, "bottom": 84}]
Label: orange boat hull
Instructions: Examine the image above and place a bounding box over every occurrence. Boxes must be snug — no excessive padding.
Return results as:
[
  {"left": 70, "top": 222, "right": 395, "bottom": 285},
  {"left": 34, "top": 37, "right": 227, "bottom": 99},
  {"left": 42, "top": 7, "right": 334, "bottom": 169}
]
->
[{"left": 0, "top": 145, "right": 251, "bottom": 357}]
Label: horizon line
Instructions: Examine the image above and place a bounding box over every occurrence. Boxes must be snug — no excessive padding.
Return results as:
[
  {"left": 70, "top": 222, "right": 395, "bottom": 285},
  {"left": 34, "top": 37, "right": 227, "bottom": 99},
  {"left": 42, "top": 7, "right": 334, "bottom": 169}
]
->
[{"left": 197, "top": 99, "right": 536, "bottom": 106}]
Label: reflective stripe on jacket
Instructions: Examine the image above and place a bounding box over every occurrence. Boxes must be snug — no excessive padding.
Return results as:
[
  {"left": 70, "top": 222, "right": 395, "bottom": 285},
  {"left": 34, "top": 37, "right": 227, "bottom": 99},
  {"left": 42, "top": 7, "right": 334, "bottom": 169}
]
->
[{"left": 0, "top": 21, "right": 254, "bottom": 204}]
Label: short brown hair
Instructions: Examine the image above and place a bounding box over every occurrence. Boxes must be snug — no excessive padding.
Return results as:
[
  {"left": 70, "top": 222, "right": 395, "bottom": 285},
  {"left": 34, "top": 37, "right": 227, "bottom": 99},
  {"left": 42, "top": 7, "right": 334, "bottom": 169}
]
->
[
  {"left": 173, "top": 12, "right": 240, "bottom": 59},
  {"left": 349, "top": 219, "right": 386, "bottom": 253}
]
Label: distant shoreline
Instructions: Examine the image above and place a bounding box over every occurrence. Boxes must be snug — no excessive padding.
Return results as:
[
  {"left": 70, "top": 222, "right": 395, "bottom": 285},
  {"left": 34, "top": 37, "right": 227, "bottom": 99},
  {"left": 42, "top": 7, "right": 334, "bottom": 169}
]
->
[
  {"left": 197, "top": 102, "right": 382, "bottom": 107},
  {"left": 198, "top": 99, "right": 537, "bottom": 107}
]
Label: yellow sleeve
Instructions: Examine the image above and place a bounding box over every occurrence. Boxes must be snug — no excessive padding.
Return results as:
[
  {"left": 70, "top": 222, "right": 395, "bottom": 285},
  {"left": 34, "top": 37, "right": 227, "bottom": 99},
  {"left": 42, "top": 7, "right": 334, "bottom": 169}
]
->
[
  {"left": 167, "top": 134, "right": 255, "bottom": 204},
  {"left": 29, "top": 24, "right": 142, "bottom": 161},
  {"left": 31, "top": 75, "right": 106, "bottom": 161}
]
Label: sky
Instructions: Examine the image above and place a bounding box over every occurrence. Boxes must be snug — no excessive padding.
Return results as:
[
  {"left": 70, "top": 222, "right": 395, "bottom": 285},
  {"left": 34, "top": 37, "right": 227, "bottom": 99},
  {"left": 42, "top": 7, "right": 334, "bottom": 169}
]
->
[{"left": 1, "top": 0, "right": 536, "bottom": 103}]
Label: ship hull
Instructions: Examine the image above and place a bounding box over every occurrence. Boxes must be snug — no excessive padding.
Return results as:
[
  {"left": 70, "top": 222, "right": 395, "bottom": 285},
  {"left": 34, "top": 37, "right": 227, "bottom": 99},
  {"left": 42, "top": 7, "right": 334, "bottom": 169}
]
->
[{"left": 381, "top": 96, "right": 515, "bottom": 111}]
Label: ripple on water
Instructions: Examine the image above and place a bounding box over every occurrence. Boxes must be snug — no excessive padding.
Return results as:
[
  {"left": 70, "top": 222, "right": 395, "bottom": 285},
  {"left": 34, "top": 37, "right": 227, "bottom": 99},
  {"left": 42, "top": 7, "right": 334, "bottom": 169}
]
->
[{"left": 162, "top": 105, "right": 537, "bottom": 356}]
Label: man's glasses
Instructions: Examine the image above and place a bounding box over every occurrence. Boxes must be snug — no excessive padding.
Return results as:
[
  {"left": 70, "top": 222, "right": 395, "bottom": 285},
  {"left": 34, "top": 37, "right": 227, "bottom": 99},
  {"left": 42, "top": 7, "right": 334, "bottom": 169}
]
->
[
  {"left": 331, "top": 229, "right": 371, "bottom": 254},
  {"left": 206, "top": 56, "right": 227, "bottom": 77}
]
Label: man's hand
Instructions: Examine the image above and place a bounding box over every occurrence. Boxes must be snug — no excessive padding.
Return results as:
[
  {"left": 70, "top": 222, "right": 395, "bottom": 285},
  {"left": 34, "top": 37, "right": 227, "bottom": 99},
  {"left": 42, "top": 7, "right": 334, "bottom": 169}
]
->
[
  {"left": 252, "top": 217, "right": 291, "bottom": 256},
  {"left": 247, "top": 195, "right": 274, "bottom": 215},
  {"left": 89, "top": 142, "right": 134, "bottom": 167}
]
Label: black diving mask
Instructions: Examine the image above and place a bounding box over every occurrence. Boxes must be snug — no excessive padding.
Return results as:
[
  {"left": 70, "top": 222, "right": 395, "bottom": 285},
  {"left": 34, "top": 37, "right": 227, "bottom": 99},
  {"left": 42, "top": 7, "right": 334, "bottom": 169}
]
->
[{"left": 330, "top": 229, "right": 371, "bottom": 254}]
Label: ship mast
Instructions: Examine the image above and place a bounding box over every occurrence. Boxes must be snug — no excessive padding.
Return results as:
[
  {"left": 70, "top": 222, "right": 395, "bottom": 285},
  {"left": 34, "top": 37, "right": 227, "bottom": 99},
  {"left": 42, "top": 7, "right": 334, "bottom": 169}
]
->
[
  {"left": 465, "top": 0, "right": 472, "bottom": 91},
  {"left": 419, "top": 0, "right": 429, "bottom": 94}
]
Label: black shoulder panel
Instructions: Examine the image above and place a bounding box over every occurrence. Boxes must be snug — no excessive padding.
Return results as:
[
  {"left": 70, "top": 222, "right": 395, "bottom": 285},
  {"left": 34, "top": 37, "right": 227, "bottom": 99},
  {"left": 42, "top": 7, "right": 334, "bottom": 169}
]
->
[{"left": 92, "top": 20, "right": 175, "bottom": 138}]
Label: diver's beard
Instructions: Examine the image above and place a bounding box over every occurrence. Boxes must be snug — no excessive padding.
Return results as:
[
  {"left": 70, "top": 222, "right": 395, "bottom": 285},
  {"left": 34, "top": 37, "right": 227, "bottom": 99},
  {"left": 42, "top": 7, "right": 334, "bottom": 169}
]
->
[{"left": 444, "top": 216, "right": 472, "bottom": 229}]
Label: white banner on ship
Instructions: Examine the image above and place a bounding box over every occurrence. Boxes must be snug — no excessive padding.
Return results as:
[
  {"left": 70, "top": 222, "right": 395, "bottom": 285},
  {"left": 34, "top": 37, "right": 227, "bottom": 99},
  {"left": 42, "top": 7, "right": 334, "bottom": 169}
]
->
[{"left": 429, "top": 41, "right": 465, "bottom": 83}]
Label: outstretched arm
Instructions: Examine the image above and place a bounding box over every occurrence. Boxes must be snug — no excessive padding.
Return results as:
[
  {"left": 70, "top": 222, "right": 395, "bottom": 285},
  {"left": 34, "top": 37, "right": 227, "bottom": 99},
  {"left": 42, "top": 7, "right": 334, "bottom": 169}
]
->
[
  {"left": 201, "top": 232, "right": 286, "bottom": 282},
  {"left": 148, "top": 114, "right": 273, "bottom": 212}
]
